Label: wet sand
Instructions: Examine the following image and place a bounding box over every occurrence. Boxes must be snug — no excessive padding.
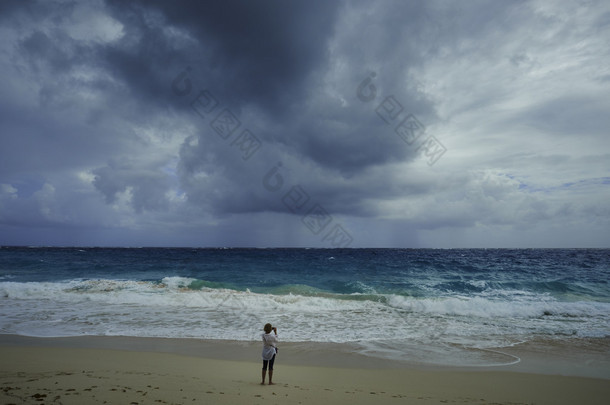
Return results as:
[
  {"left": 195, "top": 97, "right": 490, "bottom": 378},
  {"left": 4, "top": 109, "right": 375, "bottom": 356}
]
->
[{"left": 1, "top": 335, "right": 608, "bottom": 404}]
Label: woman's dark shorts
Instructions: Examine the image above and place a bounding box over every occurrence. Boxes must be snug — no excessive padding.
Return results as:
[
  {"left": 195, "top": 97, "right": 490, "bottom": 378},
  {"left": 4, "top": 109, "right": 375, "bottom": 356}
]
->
[{"left": 262, "top": 354, "right": 276, "bottom": 371}]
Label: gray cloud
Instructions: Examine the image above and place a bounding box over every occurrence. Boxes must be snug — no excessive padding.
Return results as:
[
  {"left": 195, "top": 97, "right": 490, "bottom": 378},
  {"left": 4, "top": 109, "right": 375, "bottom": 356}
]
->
[
  {"left": 0, "top": 0, "right": 608, "bottom": 247},
  {"left": 92, "top": 160, "right": 171, "bottom": 213}
]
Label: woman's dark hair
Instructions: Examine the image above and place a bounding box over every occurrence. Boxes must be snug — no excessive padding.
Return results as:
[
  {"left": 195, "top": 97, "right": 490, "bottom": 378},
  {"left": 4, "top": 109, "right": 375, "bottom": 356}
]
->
[{"left": 264, "top": 323, "right": 272, "bottom": 333}]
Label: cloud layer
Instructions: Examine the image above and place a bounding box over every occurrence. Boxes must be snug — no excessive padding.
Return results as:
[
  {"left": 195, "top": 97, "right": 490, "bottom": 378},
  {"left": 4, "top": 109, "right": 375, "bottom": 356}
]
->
[{"left": 1, "top": 0, "right": 609, "bottom": 247}]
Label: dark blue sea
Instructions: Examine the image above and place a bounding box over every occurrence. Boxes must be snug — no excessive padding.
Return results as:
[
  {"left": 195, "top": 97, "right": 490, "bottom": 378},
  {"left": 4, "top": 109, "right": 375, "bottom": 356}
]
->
[{"left": 1, "top": 247, "right": 609, "bottom": 365}]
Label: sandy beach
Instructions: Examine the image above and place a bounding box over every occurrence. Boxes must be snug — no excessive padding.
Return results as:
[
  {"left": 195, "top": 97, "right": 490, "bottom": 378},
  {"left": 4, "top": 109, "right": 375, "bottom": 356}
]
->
[{"left": 1, "top": 335, "right": 609, "bottom": 405}]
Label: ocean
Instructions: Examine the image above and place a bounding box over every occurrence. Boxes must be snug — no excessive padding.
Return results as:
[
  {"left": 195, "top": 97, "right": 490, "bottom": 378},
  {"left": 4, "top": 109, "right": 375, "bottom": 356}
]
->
[{"left": 1, "top": 247, "right": 609, "bottom": 366}]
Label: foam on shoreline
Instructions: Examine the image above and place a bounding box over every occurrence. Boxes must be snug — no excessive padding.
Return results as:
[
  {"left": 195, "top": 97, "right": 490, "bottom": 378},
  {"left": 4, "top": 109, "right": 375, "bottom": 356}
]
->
[{"left": 1, "top": 334, "right": 608, "bottom": 379}]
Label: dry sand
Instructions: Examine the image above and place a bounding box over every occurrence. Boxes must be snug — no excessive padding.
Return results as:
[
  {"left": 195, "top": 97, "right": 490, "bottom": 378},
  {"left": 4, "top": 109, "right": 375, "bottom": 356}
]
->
[{"left": 1, "top": 335, "right": 608, "bottom": 405}]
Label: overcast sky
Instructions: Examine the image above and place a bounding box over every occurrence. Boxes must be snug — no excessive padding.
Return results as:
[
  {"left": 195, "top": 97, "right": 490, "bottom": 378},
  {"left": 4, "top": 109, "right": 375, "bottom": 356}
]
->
[{"left": 0, "top": 0, "right": 608, "bottom": 248}]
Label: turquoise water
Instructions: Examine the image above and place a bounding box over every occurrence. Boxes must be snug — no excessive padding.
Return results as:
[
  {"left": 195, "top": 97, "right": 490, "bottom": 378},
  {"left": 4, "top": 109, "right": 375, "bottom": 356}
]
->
[{"left": 1, "top": 247, "right": 608, "bottom": 365}]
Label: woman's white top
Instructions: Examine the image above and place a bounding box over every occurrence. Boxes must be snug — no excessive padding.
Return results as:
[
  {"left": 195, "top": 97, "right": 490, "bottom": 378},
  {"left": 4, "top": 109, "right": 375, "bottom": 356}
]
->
[{"left": 261, "top": 332, "right": 278, "bottom": 360}]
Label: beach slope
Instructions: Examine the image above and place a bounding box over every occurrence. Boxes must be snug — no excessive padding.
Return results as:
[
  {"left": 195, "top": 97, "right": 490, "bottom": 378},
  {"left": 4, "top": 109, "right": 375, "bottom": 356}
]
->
[{"left": 1, "top": 341, "right": 609, "bottom": 405}]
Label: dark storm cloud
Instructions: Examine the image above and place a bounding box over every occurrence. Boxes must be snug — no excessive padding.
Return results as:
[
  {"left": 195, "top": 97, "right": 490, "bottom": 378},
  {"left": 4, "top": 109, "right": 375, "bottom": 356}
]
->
[
  {"left": 100, "top": 0, "right": 442, "bottom": 174},
  {"left": 156, "top": 0, "right": 447, "bottom": 219},
  {"left": 102, "top": 0, "right": 341, "bottom": 113},
  {"left": 94, "top": 0, "right": 412, "bottom": 216},
  {"left": 1, "top": 0, "right": 607, "bottom": 247}
]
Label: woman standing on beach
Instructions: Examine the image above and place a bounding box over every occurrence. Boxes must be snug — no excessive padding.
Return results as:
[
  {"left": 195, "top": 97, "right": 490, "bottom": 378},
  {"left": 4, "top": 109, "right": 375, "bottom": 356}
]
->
[{"left": 261, "top": 323, "right": 278, "bottom": 385}]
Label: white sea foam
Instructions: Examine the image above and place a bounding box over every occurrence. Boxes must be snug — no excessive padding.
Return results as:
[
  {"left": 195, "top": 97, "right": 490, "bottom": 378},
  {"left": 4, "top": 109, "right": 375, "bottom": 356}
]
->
[
  {"left": 386, "top": 293, "right": 609, "bottom": 319},
  {"left": 1, "top": 278, "right": 609, "bottom": 359}
]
